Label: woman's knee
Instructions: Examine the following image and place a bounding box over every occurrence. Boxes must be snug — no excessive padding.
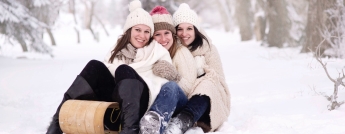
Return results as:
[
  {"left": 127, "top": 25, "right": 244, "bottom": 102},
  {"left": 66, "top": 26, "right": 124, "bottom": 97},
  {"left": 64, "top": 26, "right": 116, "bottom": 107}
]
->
[
  {"left": 80, "top": 60, "right": 107, "bottom": 78},
  {"left": 161, "top": 81, "right": 179, "bottom": 93},
  {"left": 160, "top": 82, "right": 186, "bottom": 101},
  {"left": 86, "top": 60, "right": 103, "bottom": 68},
  {"left": 115, "top": 65, "right": 138, "bottom": 81},
  {"left": 115, "top": 65, "right": 136, "bottom": 76}
]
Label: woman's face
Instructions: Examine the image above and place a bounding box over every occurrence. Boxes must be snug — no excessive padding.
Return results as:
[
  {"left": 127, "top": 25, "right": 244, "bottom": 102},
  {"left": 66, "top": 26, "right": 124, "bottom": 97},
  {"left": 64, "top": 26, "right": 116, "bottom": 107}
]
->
[
  {"left": 130, "top": 24, "right": 151, "bottom": 48},
  {"left": 153, "top": 29, "right": 174, "bottom": 50},
  {"left": 176, "top": 23, "right": 195, "bottom": 46}
]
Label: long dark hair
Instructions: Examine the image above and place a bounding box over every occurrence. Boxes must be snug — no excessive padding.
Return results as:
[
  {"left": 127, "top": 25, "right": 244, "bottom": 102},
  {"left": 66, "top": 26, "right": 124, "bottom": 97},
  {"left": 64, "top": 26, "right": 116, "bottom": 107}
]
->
[
  {"left": 108, "top": 28, "right": 153, "bottom": 63},
  {"left": 175, "top": 25, "right": 209, "bottom": 52}
]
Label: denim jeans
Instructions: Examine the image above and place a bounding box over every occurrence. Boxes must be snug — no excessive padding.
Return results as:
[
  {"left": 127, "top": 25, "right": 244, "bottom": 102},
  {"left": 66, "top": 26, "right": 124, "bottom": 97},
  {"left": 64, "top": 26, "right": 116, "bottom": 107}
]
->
[
  {"left": 148, "top": 81, "right": 188, "bottom": 133},
  {"left": 183, "top": 95, "right": 210, "bottom": 123}
]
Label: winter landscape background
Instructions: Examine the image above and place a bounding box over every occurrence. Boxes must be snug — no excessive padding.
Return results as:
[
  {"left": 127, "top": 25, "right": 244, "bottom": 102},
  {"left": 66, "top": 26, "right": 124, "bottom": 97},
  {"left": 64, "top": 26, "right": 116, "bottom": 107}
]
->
[
  {"left": 1, "top": 0, "right": 345, "bottom": 134},
  {"left": 1, "top": 26, "right": 345, "bottom": 134}
]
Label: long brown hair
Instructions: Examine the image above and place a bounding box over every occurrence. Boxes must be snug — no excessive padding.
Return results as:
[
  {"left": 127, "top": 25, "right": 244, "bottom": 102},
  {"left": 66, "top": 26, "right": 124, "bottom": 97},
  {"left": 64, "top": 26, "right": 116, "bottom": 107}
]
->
[
  {"left": 108, "top": 28, "right": 154, "bottom": 63},
  {"left": 108, "top": 28, "right": 132, "bottom": 63},
  {"left": 168, "top": 34, "right": 180, "bottom": 58}
]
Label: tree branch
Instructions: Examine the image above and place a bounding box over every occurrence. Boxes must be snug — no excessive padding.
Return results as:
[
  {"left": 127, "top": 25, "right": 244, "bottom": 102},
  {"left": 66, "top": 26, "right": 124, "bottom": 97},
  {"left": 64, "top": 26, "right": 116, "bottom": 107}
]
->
[{"left": 315, "top": 54, "right": 336, "bottom": 83}]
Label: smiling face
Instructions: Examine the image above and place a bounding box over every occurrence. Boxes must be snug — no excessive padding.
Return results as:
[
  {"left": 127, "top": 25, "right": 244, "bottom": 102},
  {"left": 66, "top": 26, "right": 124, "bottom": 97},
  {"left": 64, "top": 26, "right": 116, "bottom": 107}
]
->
[
  {"left": 130, "top": 24, "right": 151, "bottom": 48},
  {"left": 176, "top": 23, "right": 195, "bottom": 46},
  {"left": 153, "top": 29, "right": 174, "bottom": 50}
]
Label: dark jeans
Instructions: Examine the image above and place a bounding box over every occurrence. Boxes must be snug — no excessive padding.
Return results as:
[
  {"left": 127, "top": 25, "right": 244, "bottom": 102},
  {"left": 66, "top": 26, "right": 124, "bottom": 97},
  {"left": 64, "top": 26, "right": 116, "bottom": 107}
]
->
[
  {"left": 183, "top": 95, "right": 210, "bottom": 124},
  {"left": 148, "top": 81, "right": 188, "bottom": 133}
]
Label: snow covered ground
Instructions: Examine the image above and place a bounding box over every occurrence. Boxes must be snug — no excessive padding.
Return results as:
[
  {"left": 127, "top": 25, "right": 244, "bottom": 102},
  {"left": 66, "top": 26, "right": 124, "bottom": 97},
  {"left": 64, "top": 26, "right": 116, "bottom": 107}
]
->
[{"left": 0, "top": 27, "right": 345, "bottom": 134}]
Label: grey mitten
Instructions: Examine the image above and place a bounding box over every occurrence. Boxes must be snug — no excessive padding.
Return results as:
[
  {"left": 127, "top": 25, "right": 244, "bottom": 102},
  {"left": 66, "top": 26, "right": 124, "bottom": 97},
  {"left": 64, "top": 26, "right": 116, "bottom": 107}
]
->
[{"left": 153, "top": 60, "right": 181, "bottom": 82}]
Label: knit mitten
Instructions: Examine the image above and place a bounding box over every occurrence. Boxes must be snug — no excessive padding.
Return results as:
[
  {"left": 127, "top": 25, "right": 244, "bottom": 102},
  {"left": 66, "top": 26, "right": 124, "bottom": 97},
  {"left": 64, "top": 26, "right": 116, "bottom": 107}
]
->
[
  {"left": 153, "top": 60, "right": 181, "bottom": 82},
  {"left": 115, "top": 43, "right": 137, "bottom": 64},
  {"left": 194, "top": 56, "right": 206, "bottom": 77}
]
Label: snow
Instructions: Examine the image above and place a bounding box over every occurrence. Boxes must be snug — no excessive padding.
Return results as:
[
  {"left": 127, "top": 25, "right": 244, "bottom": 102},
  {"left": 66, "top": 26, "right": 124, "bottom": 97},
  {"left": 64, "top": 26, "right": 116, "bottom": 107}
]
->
[{"left": 1, "top": 26, "right": 345, "bottom": 134}]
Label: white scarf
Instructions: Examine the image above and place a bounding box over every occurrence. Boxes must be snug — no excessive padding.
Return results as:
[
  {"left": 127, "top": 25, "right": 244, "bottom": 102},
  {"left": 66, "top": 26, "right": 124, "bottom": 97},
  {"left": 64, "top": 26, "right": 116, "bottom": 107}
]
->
[{"left": 103, "top": 40, "right": 172, "bottom": 108}]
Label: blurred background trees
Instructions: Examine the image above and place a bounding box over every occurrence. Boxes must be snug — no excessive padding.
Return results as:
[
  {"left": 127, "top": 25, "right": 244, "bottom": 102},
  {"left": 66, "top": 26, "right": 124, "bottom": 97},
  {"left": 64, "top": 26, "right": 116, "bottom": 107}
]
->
[
  {"left": 0, "top": 0, "right": 344, "bottom": 58},
  {"left": 0, "top": 0, "right": 60, "bottom": 56}
]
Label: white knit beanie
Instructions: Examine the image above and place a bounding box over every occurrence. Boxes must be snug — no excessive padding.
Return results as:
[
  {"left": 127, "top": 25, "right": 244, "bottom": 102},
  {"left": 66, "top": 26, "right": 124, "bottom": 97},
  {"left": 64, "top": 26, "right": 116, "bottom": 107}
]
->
[
  {"left": 123, "top": 0, "right": 154, "bottom": 36},
  {"left": 173, "top": 3, "right": 200, "bottom": 30}
]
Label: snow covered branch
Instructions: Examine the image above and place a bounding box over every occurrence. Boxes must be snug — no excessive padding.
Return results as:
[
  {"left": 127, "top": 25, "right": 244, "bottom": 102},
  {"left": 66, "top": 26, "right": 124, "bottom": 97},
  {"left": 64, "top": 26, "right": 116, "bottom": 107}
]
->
[
  {"left": 0, "top": 0, "right": 60, "bottom": 56},
  {"left": 312, "top": 39, "right": 345, "bottom": 110}
]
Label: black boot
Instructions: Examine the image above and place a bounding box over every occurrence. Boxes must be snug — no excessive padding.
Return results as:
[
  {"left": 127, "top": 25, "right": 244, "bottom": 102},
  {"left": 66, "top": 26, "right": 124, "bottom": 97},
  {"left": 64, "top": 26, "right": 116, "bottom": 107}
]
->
[
  {"left": 163, "top": 111, "right": 194, "bottom": 134},
  {"left": 113, "top": 79, "right": 144, "bottom": 134},
  {"left": 46, "top": 75, "right": 96, "bottom": 134}
]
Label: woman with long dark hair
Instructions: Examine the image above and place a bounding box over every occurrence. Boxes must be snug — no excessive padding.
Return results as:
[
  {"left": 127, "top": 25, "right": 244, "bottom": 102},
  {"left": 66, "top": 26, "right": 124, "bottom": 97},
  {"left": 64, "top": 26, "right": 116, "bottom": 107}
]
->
[{"left": 163, "top": 3, "right": 231, "bottom": 134}]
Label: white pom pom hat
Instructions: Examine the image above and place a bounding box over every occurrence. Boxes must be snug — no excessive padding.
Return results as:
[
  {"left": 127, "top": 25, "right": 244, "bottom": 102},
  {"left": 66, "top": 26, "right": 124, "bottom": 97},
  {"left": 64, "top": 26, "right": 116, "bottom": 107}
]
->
[
  {"left": 173, "top": 3, "right": 200, "bottom": 30},
  {"left": 123, "top": 0, "right": 154, "bottom": 36}
]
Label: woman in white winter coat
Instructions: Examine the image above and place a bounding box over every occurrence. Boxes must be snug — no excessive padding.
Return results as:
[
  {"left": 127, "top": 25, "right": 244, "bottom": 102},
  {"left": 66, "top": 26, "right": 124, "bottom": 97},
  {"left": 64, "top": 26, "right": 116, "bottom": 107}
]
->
[{"left": 45, "top": 1, "right": 171, "bottom": 134}]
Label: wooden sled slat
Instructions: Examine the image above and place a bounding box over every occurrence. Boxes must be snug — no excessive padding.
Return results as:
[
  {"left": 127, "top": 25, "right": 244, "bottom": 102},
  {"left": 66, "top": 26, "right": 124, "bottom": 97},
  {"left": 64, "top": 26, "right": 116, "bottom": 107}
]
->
[{"left": 59, "top": 100, "right": 119, "bottom": 134}]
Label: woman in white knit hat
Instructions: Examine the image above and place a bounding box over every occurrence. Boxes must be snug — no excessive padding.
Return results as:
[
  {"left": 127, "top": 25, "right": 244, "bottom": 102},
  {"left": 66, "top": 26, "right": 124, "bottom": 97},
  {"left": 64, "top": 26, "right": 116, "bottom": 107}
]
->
[
  {"left": 139, "top": 6, "right": 197, "bottom": 134},
  {"left": 160, "top": 3, "right": 230, "bottom": 134},
  {"left": 45, "top": 1, "right": 172, "bottom": 134}
]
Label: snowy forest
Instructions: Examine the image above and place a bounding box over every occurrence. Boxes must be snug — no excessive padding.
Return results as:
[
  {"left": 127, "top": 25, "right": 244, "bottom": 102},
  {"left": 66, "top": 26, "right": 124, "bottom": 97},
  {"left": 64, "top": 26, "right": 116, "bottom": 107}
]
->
[
  {"left": 1, "top": 0, "right": 345, "bottom": 133},
  {"left": 0, "top": 0, "right": 345, "bottom": 58}
]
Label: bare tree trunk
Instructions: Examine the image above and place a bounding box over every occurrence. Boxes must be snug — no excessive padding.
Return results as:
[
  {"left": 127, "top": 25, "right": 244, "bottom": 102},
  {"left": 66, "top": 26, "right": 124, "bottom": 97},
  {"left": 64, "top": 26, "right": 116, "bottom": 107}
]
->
[
  {"left": 46, "top": 28, "right": 56, "bottom": 46},
  {"left": 253, "top": 0, "right": 268, "bottom": 42},
  {"left": 216, "top": 0, "right": 231, "bottom": 32},
  {"left": 68, "top": 0, "right": 75, "bottom": 14},
  {"left": 69, "top": 0, "right": 80, "bottom": 43},
  {"left": 84, "top": 1, "right": 98, "bottom": 42},
  {"left": 17, "top": 37, "right": 28, "bottom": 52},
  {"left": 234, "top": 0, "right": 253, "bottom": 41},
  {"left": 302, "top": 0, "right": 335, "bottom": 53},
  {"left": 94, "top": 14, "right": 109, "bottom": 36},
  {"left": 254, "top": 16, "right": 266, "bottom": 41},
  {"left": 74, "top": 27, "right": 80, "bottom": 43},
  {"left": 266, "top": 0, "right": 290, "bottom": 47}
]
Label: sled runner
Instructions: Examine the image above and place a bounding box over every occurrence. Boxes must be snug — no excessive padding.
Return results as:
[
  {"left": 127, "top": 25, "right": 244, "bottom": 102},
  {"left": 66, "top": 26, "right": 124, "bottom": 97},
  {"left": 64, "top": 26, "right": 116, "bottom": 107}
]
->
[{"left": 59, "top": 100, "right": 119, "bottom": 134}]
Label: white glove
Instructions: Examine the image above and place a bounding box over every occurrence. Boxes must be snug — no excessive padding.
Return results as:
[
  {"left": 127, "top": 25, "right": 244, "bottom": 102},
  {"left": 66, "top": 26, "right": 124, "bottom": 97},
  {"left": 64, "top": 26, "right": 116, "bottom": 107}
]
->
[{"left": 194, "top": 56, "right": 206, "bottom": 77}]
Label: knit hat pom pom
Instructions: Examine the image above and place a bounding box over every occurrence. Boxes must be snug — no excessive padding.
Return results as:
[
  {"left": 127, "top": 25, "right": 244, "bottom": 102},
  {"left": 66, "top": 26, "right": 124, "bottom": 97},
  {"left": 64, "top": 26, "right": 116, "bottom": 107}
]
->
[
  {"left": 150, "top": 6, "right": 169, "bottom": 15},
  {"left": 179, "top": 3, "right": 190, "bottom": 10},
  {"left": 129, "top": 0, "right": 142, "bottom": 12}
]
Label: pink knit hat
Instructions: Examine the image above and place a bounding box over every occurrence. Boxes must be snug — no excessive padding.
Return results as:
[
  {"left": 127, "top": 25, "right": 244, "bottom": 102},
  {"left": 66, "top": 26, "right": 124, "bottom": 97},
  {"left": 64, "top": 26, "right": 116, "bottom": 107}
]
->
[{"left": 150, "top": 6, "right": 176, "bottom": 34}]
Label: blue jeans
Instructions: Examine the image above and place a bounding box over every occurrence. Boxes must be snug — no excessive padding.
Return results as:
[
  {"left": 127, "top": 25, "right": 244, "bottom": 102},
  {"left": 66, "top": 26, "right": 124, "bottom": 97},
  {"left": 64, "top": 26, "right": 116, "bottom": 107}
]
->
[
  {"left": 183, "top": 95, "right": 210, "bottom": 123},
  {"left": 148, "top": 81, "right": 188, "bottom": 133}
]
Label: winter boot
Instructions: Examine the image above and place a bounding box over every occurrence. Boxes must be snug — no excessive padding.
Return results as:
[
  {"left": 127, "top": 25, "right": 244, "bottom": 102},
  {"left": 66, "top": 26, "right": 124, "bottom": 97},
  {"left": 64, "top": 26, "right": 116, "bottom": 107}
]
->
[
  {"left": 46, "top": 75, "right": 96, "bottom": 134},
  {"left": 113, "top": 79, "right": 144, "bottom": 134},
  {"left": 139, "top": 111, "right": 162, "bottom": 134},
  {"left": 104, "top": 107, "right": 122, "bottom": 131},
  {"left": 163, "top": 111, "right": 194, "bottom": 134}
]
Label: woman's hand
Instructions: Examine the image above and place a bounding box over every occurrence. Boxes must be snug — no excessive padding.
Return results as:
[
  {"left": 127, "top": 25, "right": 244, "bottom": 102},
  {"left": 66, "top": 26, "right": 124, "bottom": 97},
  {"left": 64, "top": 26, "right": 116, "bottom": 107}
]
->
[
  {"left": 152, "top": 60, "right": 181, "bottom": 82},
  {"left": 195, "top": 56, "right": 206, "bottom": 77}
]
